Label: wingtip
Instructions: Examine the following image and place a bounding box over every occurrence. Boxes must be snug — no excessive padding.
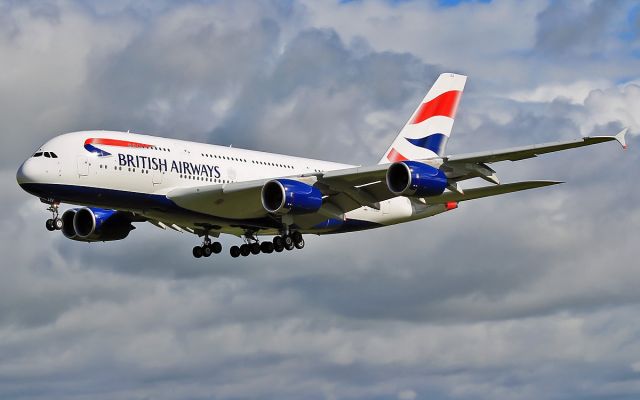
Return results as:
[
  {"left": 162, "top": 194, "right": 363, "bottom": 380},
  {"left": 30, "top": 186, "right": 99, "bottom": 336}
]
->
[{"left": 615, "top": 128, "right": 628, "bottom": 150}]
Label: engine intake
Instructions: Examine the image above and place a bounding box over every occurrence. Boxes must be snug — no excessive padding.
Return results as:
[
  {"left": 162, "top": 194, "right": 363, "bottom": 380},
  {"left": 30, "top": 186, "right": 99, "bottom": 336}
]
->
[
  {"left": 64, "top": 207, "right": 134, "bottom": 242},
  {"left": 261, "top": 179, "right": 323, "bottom": 215},
  {"left": 386, "top": 161, "right": 448, "bottom": 197},
  {"left": 61, "top": 209, "right": 78, "bottom": 240}
]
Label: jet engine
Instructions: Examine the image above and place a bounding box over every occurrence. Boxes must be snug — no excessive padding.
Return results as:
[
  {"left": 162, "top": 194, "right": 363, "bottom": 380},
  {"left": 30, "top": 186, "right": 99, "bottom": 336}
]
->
[
  {"left": 261, "top": 179, "right": 323, "bottom": 215},
  {"left": 386, "top": 160, "right": 448, "bottom": 197},
  {"left": 62, "top": 207, "right": 134, "bottom": 242}
]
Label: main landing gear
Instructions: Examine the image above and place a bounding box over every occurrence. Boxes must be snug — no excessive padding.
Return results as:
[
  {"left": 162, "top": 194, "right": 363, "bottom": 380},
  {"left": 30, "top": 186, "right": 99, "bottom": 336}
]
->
[
  {"left": 45, "top": 203, "right": 63, "bottom": 232},
  {"left": 229, "top": 231, "right": 305, "bottom": 258},
  {"left": 192, "top": 234, "right": 223, "bottom": 259}
]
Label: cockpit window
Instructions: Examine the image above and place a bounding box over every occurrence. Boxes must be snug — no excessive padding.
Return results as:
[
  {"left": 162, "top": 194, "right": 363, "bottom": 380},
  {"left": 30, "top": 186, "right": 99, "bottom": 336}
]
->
[
  {"left": 50, "top": 152, "right": 58, "bottom": 158},
  {"left": 44, "top": 152, "right": 51, "bottom": 158},
  {"left": 33, "top": 152, "right": 43, "bottom": 157}
]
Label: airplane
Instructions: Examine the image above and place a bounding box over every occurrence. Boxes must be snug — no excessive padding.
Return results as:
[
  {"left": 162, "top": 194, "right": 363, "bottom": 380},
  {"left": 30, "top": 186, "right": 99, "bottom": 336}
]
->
[{"left": 16, "top": 73, "right": 628, "bottom": 259}]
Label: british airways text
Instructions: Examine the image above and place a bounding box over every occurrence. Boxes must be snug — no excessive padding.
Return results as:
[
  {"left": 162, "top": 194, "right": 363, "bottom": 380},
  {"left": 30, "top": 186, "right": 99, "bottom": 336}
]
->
[{"left": 118, "top": 154, "right": 221, "bottom": 178}]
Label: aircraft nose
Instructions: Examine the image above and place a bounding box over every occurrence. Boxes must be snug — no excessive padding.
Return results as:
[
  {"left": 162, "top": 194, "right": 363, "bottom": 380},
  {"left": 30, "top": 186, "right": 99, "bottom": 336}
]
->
[{"left": 16, "top": 159, "right": 36, "bottom": 185}]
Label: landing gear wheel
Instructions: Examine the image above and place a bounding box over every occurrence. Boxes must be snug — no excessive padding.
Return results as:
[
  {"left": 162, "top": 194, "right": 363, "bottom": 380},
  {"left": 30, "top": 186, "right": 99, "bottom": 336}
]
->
[
  {"left": 46, "top": 219, "right": 55, "bottom": 231},
  {"left": 250, "top": 242, "right": 261, "bottom": 255},
  {"left": 192, "top": 246, "right": 203, "bottom": 258},
  {"left": 294, "top": 238, "right": 305, "bottom": 249},
  {"left": 284, "top": 235, "right": 295, "bottom": 251},
  {"left": 54, "top": 218, "right": 63, "bottom": 230},
  {"left": 291, "top": 231, "right": 302, "bottom": 244},
  {"left": 260, "top": 241, "right": 274, "bottom": 254},
  {"left": 273, "top": 236, "right": 284, "bottom": 252},
  {"left": 202, "top": 245, "right": 213, "bottom": 257},
  {"left": 240, "top": 244, "right": 251, "bottom": 257},
  {"left": 230, "top": 246, "right": 241, "bottom": 258},
  {"left": 211, "top": 242, "right": 222, "bottom": 254}
]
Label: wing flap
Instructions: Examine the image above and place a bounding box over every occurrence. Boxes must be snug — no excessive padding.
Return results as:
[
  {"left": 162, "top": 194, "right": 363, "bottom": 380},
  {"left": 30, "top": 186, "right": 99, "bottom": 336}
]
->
[{"left": 423, "top": 180, "right": 562, "bottom": 204}]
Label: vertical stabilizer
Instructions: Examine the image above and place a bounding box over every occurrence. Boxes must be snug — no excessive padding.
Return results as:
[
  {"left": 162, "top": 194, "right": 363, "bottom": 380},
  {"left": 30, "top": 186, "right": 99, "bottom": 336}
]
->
[{"left": 379, "top": 73, "right": 466, "bottom": 164}]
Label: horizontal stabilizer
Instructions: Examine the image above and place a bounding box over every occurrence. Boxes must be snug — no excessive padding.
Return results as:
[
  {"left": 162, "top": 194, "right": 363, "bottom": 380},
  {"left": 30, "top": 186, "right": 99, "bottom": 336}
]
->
[{"left": 423, "top": 180, "right": 562, "bottom": 204}]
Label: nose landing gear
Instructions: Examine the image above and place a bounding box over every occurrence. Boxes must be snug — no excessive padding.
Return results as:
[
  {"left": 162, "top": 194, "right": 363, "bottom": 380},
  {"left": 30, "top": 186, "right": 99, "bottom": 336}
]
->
[{"left": 45, "top": 202, "right": 63, "bottom": 231}]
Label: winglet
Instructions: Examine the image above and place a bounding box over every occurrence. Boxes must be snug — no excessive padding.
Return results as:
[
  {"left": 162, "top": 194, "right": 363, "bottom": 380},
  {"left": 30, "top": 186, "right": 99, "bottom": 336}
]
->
[{"left": 615, "top": 128, "right": 628, "bottom": 150}]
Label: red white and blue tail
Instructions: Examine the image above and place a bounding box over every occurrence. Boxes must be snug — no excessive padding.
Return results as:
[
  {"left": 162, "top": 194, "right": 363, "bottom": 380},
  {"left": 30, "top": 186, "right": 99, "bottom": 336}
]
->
[{"left": 379, "top": 73, "right": 466, "bottom": 164}]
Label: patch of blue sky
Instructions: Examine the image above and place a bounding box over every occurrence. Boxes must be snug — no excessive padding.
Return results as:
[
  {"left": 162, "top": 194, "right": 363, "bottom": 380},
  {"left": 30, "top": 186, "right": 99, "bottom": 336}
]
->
[
  {"left": 618, "top": 4, "right": 640, "bottom": 42},
  {"left": 338, "top": 0, "right": 492, "bottom": 6},
  {"left": 438, "top": 0, "right": 492, "bottom": 7}
]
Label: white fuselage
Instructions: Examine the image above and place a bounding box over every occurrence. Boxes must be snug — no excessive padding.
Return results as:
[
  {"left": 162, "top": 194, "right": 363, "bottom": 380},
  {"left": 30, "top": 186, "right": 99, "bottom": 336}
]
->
[{"left": 17, "top": 131, "right": 450, "bottom": 236}]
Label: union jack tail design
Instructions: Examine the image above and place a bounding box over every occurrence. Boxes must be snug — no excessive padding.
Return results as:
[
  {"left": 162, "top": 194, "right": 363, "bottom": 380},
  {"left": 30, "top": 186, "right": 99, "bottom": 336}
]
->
[{"left": 379, "top": 73, "right": 467, "bottom": 164}]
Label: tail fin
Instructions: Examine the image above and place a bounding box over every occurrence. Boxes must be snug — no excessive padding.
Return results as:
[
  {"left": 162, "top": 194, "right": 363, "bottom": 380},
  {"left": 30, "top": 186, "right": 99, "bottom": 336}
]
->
[{"left": 379, "top": 73, "right": 467, "bottom": 164}]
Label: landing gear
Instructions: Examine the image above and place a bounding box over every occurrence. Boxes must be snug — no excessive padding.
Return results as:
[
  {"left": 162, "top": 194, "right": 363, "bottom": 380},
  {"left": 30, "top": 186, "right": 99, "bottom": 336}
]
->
[
  {"left": 284, "top": 235, "right": 295, "bottom": 251},
  {"left": 193, "top": 246, "right": 203, "bottom": 258},
  {"left": 230, "top": 246, "right": 241, "bottom": 258},
  {"left": 192, "top": 234, "right": 222, "bottom": 259},
  {"left": 226, "top": 230, "right": 307, "bottom": 259},
  {"left": 250, "top": 242, "right": 261, "bottom": 255},
  {"left": 273, "top": 236, "right": 284, "bottom": 252},
  {"left": 260, "top": 241, "right": 274, "bottom": 254},
  {"left": 240, "top": 243, "right": 251, "bottom": 257},
  {"left": 45, "top": 202, "right": 63, "bottom": 232}
]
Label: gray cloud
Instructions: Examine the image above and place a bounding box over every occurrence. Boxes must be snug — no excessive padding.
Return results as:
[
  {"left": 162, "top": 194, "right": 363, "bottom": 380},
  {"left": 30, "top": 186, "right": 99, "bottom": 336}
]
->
[{"left": 1, "top": 1, "right": 640, "bottom": 399}]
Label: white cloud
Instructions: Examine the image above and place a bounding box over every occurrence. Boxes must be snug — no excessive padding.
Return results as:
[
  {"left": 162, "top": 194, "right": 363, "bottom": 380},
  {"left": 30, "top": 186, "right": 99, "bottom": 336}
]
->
[
  {"left": 397, "top": 389, "right": 417, "bottom": 400},
  {"left": 507, "top": 80, "right": 611, "bottom": 104}
]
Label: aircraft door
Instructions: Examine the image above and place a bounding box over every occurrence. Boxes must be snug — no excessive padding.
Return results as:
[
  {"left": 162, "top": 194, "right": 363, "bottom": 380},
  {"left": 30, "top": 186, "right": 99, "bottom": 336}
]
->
[
  {"left": 77, "top": 155, "right": 89, "bottom": 176},
  {"left": 152, "top": 170, "right": 163, "bottom": 185}
]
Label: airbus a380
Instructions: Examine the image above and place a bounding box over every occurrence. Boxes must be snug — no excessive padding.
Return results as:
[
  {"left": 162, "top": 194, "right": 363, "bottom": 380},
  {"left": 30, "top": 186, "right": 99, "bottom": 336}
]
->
[{"left": 16, "top": 73, "right": 627, "bottom": 259}]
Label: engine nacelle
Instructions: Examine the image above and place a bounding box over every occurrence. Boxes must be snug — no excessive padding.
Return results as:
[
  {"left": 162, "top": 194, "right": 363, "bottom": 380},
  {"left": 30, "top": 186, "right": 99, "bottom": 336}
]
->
[
  {"left": 261, "top": 179, "right": 323, "bottom": 215},
  {"left": 386, "top": 160, "right": 448, "bottom": 197},
  {"left": 64, "top": 207, "right": 134, "bottom": 242},
  {"left": 61, "top": 209, "right": 79, "bottom": 240}
]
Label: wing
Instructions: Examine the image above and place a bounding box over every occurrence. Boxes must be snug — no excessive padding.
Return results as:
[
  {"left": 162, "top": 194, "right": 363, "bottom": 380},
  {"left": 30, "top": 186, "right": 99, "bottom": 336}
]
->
[
  {"left": 442, "top": 129, "right": 627, "bottom": 183},
  {"left": 166, "top": 166, "right": 394, "bottom": 221},
  {"left": 165, "top": 129, "right": 627, "bottom": 228}
]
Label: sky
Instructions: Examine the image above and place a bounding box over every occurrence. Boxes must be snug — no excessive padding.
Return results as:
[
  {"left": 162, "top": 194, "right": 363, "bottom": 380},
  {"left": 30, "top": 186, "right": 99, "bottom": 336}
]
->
[{"left": 0, "top": 0, "right": 639, "bottom": 399}]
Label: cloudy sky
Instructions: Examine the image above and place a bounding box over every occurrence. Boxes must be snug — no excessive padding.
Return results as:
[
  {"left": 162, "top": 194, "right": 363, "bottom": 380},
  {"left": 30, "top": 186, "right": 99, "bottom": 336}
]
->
[{"left": 1, "top": 0, "right": 639, "bottom": 399}]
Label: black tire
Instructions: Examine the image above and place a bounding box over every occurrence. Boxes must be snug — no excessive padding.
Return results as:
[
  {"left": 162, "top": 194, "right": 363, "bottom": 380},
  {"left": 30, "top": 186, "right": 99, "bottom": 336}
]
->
[
  {"left": 45, "top": 219, "right": 55, "bottom": 231},
  {"left": 54, "top": 218, "right": 63, "bottom": 230},
  {"left": 292, "top": 231, "right": 303, "bottom": 244},
  {"left": 192, "top": 246, "right": 203, "bottom": 258},
  {"left": 260, "top": 241, "right": 274, "bottom": 254},
  {"left": 240, "top": 244, "right": 251, "bottom": 257},
  {"left": 284, "top": 236, "right": 294, "bottom": 251},
  {"left": 230, "top": 246, "right": 241, "bottom": 258},
  {"left": 211, "top": 242, "right": 222, "bottom": 254},
  {"left": 202, "top": 245, "right": 213, "bottom": 257},
  {"left": 294, "top": 238, "right": 305, "bottom": 249},
  {"left": 284, "top": 235, "right": 294, "bottom": 247},
  {"left": 250, "top": 242, "right": 261, "bottom": 255}
]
